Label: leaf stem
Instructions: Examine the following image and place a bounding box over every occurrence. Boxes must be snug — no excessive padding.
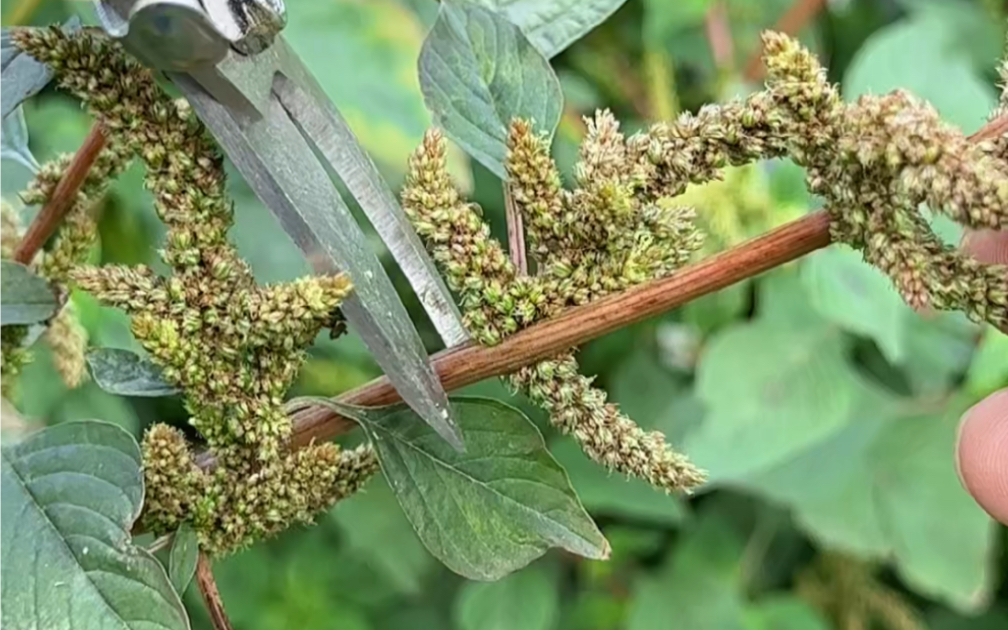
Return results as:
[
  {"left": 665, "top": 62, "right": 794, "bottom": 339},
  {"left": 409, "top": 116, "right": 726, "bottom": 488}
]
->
[
  {"left": 705, "top": 1, "right": 736, "bottom": 74},
  {"left": 195, "top": 553, "right": 234, "bottom": 630},
  {"left": 12, "top": 123, "right": 108, "bottom": 265}
]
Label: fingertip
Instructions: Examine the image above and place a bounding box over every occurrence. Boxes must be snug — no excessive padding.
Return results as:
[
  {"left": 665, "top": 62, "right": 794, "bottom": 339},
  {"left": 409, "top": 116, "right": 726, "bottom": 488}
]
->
[
  {"left": 956, "top": 389, "right": 1008, "bottom": 525},
  {"left": 960, "top": 229, "right": 1008, "bottom": 266}
]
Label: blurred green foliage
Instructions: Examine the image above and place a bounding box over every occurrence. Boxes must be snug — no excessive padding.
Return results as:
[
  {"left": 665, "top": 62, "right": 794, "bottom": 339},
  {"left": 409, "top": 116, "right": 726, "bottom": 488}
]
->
[{"left": 2, "top": 0, "right": 1007, "bottom": 628}]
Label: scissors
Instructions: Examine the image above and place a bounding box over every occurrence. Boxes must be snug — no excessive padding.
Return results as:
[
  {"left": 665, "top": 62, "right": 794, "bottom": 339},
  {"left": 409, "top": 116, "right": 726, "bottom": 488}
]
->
[{"left": 90, "top": 0, "right": 469, "bottom": 450}]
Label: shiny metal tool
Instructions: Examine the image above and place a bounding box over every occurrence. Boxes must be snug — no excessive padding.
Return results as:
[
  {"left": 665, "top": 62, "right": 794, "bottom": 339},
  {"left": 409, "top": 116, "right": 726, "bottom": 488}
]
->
[{"left": 91, "top": 0, "right": 469, "bottom": 449}]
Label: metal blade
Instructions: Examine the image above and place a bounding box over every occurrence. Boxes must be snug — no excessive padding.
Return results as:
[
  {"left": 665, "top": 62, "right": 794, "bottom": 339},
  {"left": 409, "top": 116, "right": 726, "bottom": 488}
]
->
[
  {"left": 267, "top": 39, "right": 468, "bottom": 347},
  {"left": 170, "top": 70, "right": 465, "bottom": 451},
  {"left": 183, "top": 35, "right": 468, "bottom": 348}
]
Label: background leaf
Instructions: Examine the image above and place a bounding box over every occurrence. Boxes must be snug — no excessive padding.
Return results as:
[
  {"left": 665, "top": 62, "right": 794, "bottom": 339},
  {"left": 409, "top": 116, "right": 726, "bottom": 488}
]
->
[
  {"left": 1, "top": 104, "right": 40, "bottom": 172},
  {"left": 418, "top": 0, "right": 564, "bottom": 179},
  {"left": 305, "top": 396, "right": 609, "bottom": 581},
  {"left": 1, "top": 260, "right": 62, "bottom": 326},
  {"left": 85, "top": 347, "right": 179, "bottom": 397},
  {"left": 168, "top": 523, "right": 199, "bottom": 596},
  {"left": 685, "top": 319, "right": 861, "bottom": 480},
  {"left": 1, "top": 420, "right": 189, "bottom": 630},
  {"left": 453, "top": 563, "right": 559, "bottom": 630},
  {"left": 473, "top": 0, "right": 630, "bottom": 58}
]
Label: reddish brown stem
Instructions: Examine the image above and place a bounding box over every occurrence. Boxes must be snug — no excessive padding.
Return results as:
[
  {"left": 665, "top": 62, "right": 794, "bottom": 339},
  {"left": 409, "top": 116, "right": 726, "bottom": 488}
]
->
[
  {"left": 190, "top": 100, "right": 1007, "bottom": 473},
  {"left": 12, "top": 124, "right": 108, "bottom": 265},
  {"left": 744, "top": 0, "right": 827, "bottom": 82},
  {"left": 191, "top": 210, "right": 832, "bottom": 471},
  {"left": 195, "top": 553, "right": 233, "bottom": 630},
  {"left": 705, "top": 1, "right": 736, "bottom": 73}
]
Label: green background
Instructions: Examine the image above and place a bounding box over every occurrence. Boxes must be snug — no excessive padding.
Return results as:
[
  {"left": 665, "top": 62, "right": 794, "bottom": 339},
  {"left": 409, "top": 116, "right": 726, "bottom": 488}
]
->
[{"left": 2, "top": 0, "right": 1007, "bottom": 628}]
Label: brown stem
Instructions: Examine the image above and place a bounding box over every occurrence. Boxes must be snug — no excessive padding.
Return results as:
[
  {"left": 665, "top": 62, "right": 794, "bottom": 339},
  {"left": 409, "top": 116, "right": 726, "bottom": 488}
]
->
[
  {"left": 705, "top": 1, "right": 736, "bottom": 73},
  {"left": 196, "top": 210, "right": 832, "bottom": 469},
  {"left": 12, "top": 124, "right": 108, "bottom": 265},
  {"left": 190, "top": 111, "right": 1007, "bottom": 472},
  {"left": 504, "top": 184, "right": 528, "bottom": 275},
  {"left": 969, "top": 112, "right": 1008, "bottom": 143},
  {"left": 743, "top": 0, "right": 827, "bottom": 82},
  {"left": 195, "top": 553, "right": 234, "bottom": 630}
]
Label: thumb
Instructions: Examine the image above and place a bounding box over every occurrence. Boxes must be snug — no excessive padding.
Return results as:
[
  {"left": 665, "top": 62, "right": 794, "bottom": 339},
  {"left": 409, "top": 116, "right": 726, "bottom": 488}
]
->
[{"left": 956, "top": 389, "right": 1008, "bottom": 525}]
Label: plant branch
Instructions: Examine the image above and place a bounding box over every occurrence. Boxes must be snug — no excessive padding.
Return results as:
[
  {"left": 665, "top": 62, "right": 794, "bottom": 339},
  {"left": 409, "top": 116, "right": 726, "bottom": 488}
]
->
[
  {"left": 196, "top": 210, "right": 832, "bottom": 470},
  {"left": 12, "top": 124, "right": 108, "bottom": 264},
  {"left": 743, "top": 0, "right": 826, "bottom": 82},
  {"left": 189, "top": 100, "right": 1007, "bottom": 473},
  {"left": 195, "top": 553, "right": 233, "bottom": 630}
]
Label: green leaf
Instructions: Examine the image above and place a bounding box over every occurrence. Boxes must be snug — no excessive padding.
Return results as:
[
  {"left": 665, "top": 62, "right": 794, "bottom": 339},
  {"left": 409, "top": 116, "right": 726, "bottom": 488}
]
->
[
  {"left": 627, "top": 510, "right": 747, "bottom": 630},
  {"left": 1, "top": 420, "right": 189, "bottom": 630},
  {"left": 1, "top": 104, "right": 39, "bottom": 173},
  {"left": 86, "top": 347, "right": 179, "bottom": 397},
  {"left": 801, "top": 247, "right": 908, "bottom": 363},
  {"left": 453, "top": 565, "right": 559, "bottom": 630},
  {"left": 742, "top": 596, "right": 831, "bottom": 630},
  {"left": 966, "top": 328, "right": 1008, "bottom": 399},
  {"left": 843, "top": 11, "right": 996, "bottom": 133},
  {"left": 747, "top": 396, "right": 996, "bottom": 612},
  {"left": 299, "top": 396, "right": 609, "bottom": 581},
  {"left": 330, "top": 477, "right": 435, "bottom": 596},
  {"left": 473, "top": 0, "right": 630, "bottom": 58},
  {"left": 0, "top": 260, "right": 62, "bottom": 326},
  {"left": 418, "top": 0, "right": 564, "bottom": 179},
  {"left": 551, "top": 440, "right": 686, "bottom": 526},
  {"left": 685, "top": 320, "right": 861, "bottom": 480},
  {"left": 168, "top": 523, "right": 199, "bottom": 596}
]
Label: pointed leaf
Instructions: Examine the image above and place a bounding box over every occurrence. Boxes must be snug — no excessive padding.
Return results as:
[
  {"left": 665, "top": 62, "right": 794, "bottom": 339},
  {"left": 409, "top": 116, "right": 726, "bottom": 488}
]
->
[
  {"left": 168, "top": 523, "right": 199, "bottom": 596},
  {"left": 1, "top": 420, "right": 190, "bottom": 630},
  {"left": 472, "top": 0, "right": 630, "bottom": 58},
  {"left": 300, "top": 396, "right": 609, "bottom": 580},
  {"left": 1, "top": 260, "right": 62, "bottom": 326},
  {"left": 86, "top": 347, "right": 179, "bottom": 397},
  {"left": 418, "top": 0, "right": 563, "bottom": 179},
  {"left": 1, "top": 105, "right": 40, "bottom": 172}
]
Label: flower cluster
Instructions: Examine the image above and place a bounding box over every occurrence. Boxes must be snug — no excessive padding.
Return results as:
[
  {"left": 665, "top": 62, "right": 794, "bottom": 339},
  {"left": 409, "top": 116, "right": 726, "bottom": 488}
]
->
[
  {"left": 401, "top": 31, "right": 1008, "bottom": 495},
  {"left": 403, "top": 124, "right": 708, "bottom": 493},
  {"left": 12, "top": 26, "right": 377, "bottom": 554}
]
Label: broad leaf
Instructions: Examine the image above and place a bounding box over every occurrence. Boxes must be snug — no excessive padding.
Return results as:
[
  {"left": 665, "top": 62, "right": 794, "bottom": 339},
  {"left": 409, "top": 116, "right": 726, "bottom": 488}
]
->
[
  {"left": 742, "top": 596, "right": 831, "bottom": 630},
  {"left": 300, "top": 396, "right": 609, "bottom": 581},
  {"left": 330, "top": 477, "right": 436, "bottom": 596},
  {"left": 685, "top": 319, "right": 861, "bottom": 480},
  {"left": 454, "top": 565, "right": 559, "bottom": 630},
  {"left": 966, "top": 328, "right": 1008, "bottom": 398},
  {"left": 86, "top": 347, "right": 179, "bottom": 397},
  {"left": 843, "top": 10, "right": 995, "bottom": 133},
  {"left": 1, "top": 260, "right": 62, "bottom": 326},
  {"left": 627, "top": 510, "right": 747, "bottom": 630},
  {"left": 168, "top": 523, "right": 199, "bottom": 596},
  {"left": 473, "top": 0, "right": 629, "bottom": 58},
  {"left": 1, "top": 104, "right": 39, "bottom": 173},
  {"left": 1, "top": 420, "right": 189, "bottom": 630},
  {"left": 746, "top": 396, "right": 996, "bottom": 612},
  {"left": 418, "top": 0, "right": 563, "bottom": 179},
  {"left": 801, "top": 247, "right": 908, "bottom": 363}
]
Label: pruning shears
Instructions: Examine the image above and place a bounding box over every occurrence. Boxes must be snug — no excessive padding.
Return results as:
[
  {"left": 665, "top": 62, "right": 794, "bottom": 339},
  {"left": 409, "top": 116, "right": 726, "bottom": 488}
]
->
[{"left": 90, "top": 0, "right": 469, "bottom": 449}]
